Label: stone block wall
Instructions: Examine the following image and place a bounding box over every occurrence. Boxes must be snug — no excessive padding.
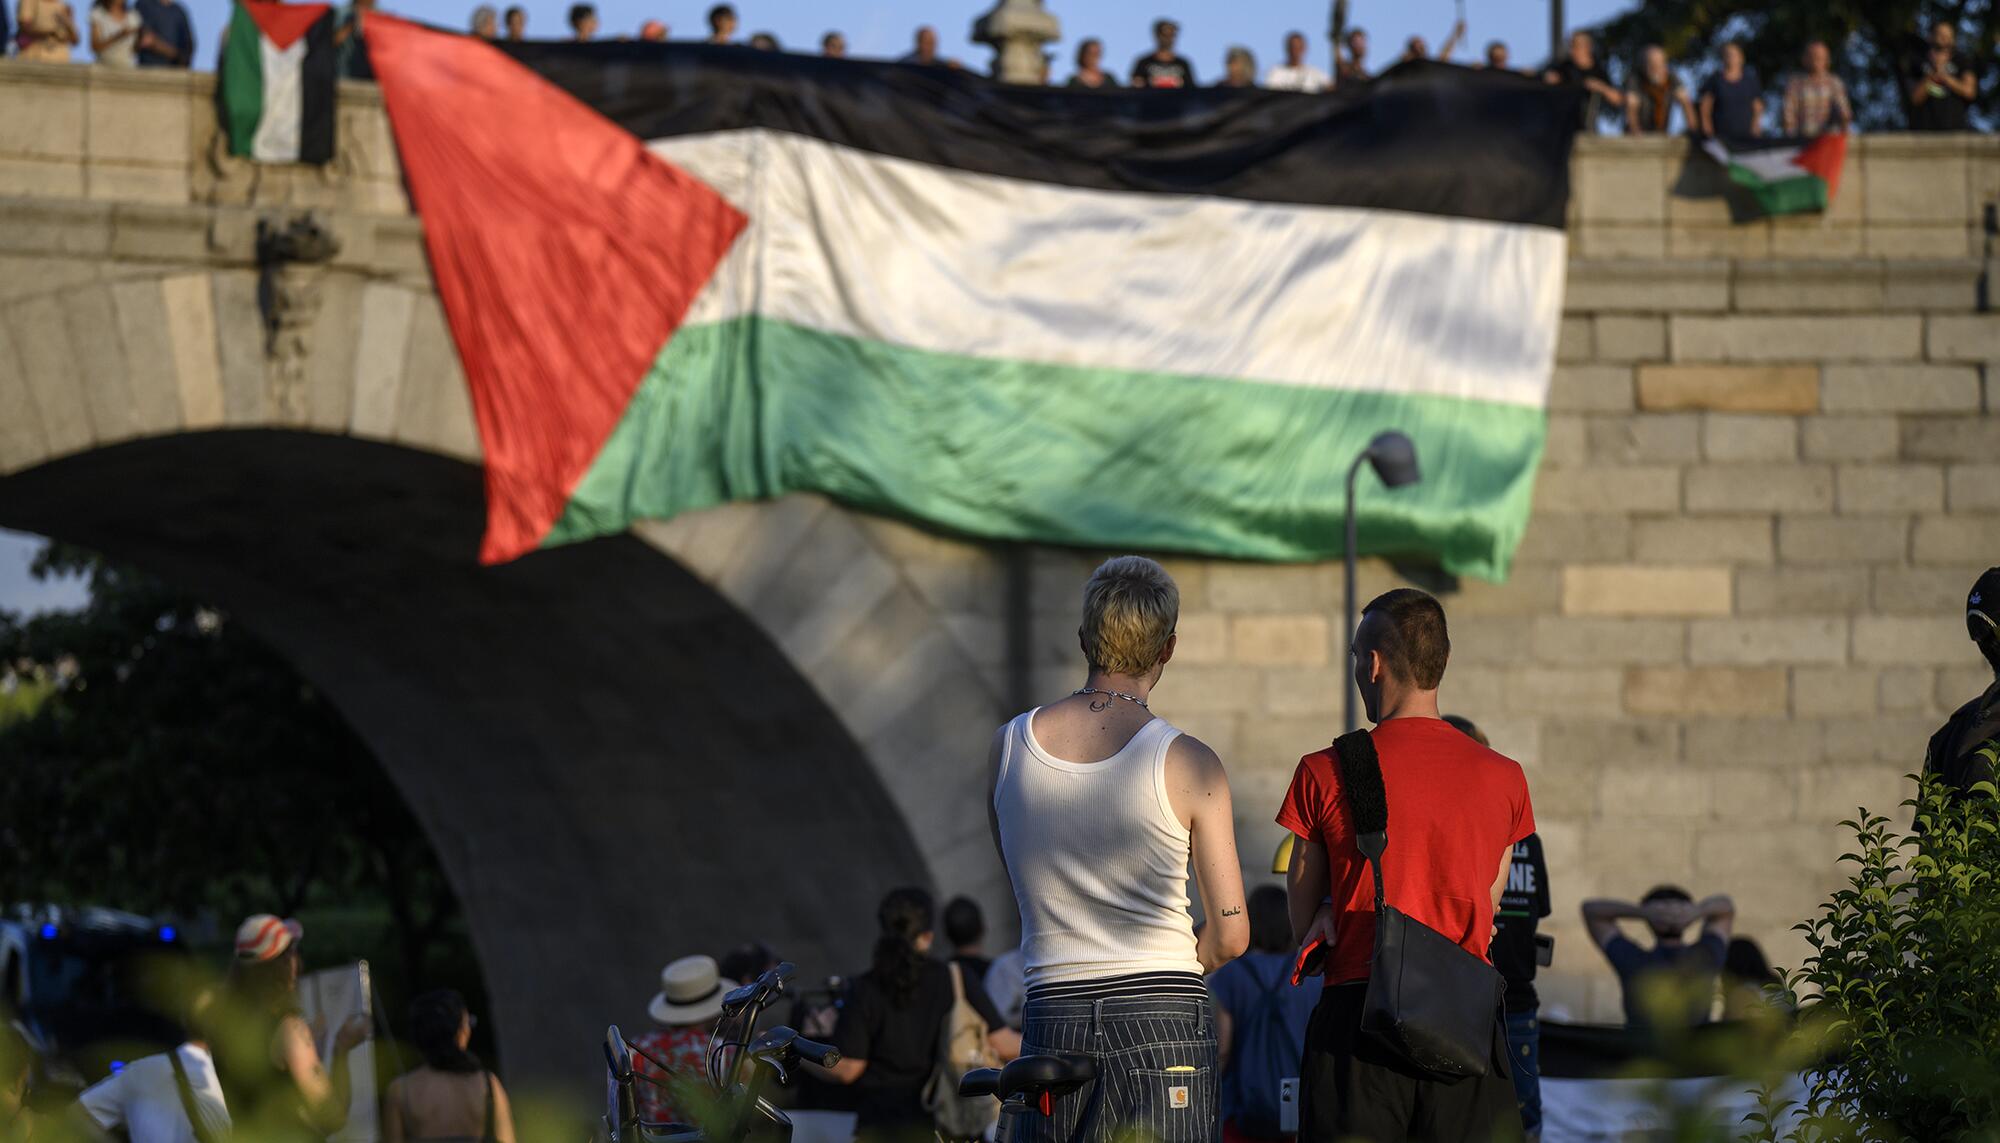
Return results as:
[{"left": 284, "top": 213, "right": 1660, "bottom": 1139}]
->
[
  {"left": 902, "top": 135, "right": 2000, "bottom": 1022},
  {"left": 3, "top": 64, "right": 1998, "bottom": 1024}
]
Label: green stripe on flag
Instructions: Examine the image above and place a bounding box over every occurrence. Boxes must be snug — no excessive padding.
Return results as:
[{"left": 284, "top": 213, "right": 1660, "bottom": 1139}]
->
[
  {"left": 1730, "top": 166, "right": 1828, "bottom": 217},
  {"left": 219, "top": 3, "right": 265, "bottom": 158},
  {"left": 547, "top": 316, "right": 1548, "bottom": 582}
]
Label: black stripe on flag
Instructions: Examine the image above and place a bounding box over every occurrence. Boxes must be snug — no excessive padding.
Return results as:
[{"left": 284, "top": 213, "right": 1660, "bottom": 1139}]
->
[
  {"left": 496, "top": 47, "right": 1582, "bottom": 228},
  {"left": 300, "top": 9, "right": 338, "bottom": 165}
]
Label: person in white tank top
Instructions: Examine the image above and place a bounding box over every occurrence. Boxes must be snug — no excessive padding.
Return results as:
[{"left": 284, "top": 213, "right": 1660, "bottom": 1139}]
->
[{"left": 987, "top": 556, "right": 1247, "bottom": 1143}]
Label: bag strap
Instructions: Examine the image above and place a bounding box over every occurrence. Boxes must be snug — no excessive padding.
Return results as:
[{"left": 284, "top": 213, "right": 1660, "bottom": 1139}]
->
[
  {"left": 1331, "top": 731, "right": 1389, "bottom": 912},
  {"left": 482, "top": 1071, "right": 497, "bottom": 1143},
  {"left": 938, "top": 962, "right": 966, "bottom": 1057},
  {"left": 169, "top": 1046, "right": 219, "bottom": 1143}
]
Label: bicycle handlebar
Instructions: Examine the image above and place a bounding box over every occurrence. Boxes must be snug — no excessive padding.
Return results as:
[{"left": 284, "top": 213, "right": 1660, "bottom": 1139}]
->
[
  {"left": 789, "top": 1035, "right": 840, "bottom": 1069},
  {"left": 604, "top": 1025, "right": 632, "bottom": 1079},
  {"left": 721, "top": 962, "right": 798, "bottom": 1017}
]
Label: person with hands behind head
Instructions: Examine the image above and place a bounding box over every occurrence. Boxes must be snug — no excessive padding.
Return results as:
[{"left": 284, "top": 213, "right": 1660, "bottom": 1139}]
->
[{"left": 1582, "top": 886, "right": 1734, "bottom": 1030}]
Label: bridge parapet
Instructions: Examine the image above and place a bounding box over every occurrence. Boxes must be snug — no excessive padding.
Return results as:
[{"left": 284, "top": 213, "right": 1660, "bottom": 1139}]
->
[{"left": 5, "top": 59, "right": 2000, "bottom": 1033}]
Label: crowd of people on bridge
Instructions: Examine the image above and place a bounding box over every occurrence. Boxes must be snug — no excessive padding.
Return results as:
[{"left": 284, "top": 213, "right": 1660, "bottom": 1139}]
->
[{"left": 2, "top": 0, "right": 1988, "bottom": 137}]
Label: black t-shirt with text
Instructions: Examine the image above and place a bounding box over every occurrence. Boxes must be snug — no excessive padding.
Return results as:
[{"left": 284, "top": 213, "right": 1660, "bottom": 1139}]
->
[
  {"left": 1909, "top": 50, "right": 1975, "bottom": 131},
  {"left": 1491, "top": 832, "right": 1551, "bottom": 1014},
  {"left": 1131, "top": 52, "right": 1196, "bottom": 89},
  {"left": 830, "top": 959, "right": 1003, "bottom": 1129}
]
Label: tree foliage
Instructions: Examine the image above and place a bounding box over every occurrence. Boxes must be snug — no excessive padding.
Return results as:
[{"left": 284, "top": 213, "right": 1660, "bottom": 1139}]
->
[
  {"left": 1786, "top": 775, "right": 2000, "bottom": 1140},
  {"left": 0, "top": 544, "right": 470, "bottom": 996},
  {"left": 1594, "top": 0, "right": 1996, "bottom": 131}
]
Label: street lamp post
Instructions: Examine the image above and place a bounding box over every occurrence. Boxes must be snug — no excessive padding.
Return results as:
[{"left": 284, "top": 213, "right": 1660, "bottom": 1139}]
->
[{"left": 1343, "top": 430, "right": 1421, "bottom": 733}]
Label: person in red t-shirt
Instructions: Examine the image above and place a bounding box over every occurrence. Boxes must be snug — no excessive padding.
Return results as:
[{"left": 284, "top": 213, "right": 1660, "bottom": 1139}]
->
[{"left": 1276, "top": 588, "right": 1532, "bottom": 1142}]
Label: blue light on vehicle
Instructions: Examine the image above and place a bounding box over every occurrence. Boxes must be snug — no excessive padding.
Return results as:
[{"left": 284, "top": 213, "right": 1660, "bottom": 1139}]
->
[
  {"left": 159, "top": 926, "right": 178, "bottom": 942},
  {"left": 110, "top": 1061, "right": 125, "bottom": 1074},
  {"left": 38, "top": 923, "right": 57, "bottom": 940}
]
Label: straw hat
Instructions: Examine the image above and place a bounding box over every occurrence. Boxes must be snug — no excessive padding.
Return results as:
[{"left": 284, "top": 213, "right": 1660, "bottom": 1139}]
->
[{"left": 649, "top": 955, "right": 734, "bottom": 1026}]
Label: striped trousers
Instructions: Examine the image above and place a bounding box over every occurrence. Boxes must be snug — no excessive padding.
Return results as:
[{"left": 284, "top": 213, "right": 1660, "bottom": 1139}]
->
[{"left": 1016, "top": 993, "right": 1220, "bottom": 1143}]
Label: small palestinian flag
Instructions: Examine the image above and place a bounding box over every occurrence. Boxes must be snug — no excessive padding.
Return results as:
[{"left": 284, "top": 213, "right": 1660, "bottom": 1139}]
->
[
  {"left": 364, "top": 17, "right": 1582, "bottom": 580},
  {"left": 220, "top": 0, "right": 336, "bottom": 164},
  {"left": 1704, "top": 134, "right": 1848, "bottom": 217}
]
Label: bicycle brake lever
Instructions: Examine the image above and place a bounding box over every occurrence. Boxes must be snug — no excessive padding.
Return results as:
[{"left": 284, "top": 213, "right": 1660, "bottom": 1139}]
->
[{"left": 754, "top": 1052, "right": 792, "bottom": 1086}]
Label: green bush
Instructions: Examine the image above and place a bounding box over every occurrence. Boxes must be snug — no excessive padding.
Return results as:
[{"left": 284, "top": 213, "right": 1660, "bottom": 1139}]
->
[{"left": 1785, "top": 774, "right": 2000, "bottom": 1142}]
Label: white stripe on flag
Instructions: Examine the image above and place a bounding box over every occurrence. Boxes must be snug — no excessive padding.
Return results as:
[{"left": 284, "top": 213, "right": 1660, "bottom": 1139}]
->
[
  {"left": 650, "top": 128, "right": 1566, "bottom": 409},
  {"left": 252, "top": 34, "right": 308, "bottom": 163},
  {"left": 1706, "top": 139, "right": 1807, "bottom": 184}
]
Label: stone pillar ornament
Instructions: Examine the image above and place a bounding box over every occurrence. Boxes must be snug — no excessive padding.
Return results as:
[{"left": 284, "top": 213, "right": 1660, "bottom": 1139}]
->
[
  {"left": 972, "top": 0, "right": 1059, "bottom": 84},
  {"left": 255, "top": 212, "right": 343, "bottom": 422}
]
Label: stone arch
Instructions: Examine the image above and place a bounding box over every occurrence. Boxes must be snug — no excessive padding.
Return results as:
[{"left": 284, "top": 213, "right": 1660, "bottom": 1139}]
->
[{"left": 0, "top": 267, "right": 1013, "bottom": 1095}]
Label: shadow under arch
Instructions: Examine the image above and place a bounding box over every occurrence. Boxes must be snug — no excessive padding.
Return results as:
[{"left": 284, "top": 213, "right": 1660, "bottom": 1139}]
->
[{"left": 0, "top": 429, "right": 929, "bottom": 1098}]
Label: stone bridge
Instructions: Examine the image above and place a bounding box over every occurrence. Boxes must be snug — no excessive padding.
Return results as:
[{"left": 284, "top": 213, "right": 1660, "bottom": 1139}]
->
[{"left": 3, "top": 60, "right": 1998, "bottom": 1094}]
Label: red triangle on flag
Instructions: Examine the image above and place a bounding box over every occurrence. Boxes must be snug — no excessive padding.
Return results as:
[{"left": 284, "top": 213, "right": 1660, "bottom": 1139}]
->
[
  {"left": 242, "top": 0, "right": 330, "bottom": 50},
  {"left": 1790, "top": 132, "right": 1849, "bottom": 203},
  {"left": 363, "top": 13, "right": 748, "bottom": 564}
]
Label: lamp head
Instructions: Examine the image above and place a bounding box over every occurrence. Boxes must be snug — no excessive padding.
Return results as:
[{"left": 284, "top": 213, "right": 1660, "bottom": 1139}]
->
[{"left": 1365, "top": 431, "right": 1420, "bottom": 488}]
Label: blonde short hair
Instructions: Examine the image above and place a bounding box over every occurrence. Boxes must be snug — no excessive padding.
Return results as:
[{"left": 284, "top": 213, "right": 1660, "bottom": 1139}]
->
[{"left": 1081, "top": 556, "right": 1179, "bottom": 676}]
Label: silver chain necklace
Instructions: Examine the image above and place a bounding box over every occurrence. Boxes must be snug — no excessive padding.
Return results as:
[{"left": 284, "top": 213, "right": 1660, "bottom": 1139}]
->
[{"left": 1073, "top": 686, "right": 1149, "bottom": 709}]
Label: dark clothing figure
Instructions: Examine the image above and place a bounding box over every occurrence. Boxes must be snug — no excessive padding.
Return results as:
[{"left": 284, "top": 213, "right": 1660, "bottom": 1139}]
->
[
  {"left": 335, "top": 4, "right": 372, "bottom": 80},
  {"left": 1300, "top": 984, "right": 1516, "bottom": 1143},
  {"left": 1927, "top": 682, "right": 2000, "bottom": 793},
  {"left": 830, "top": 960, "right": 1003, "bottom": 1132},
  {"left": 1492, "top": 834, "right": 1551, "bottom": 1016},
  {"left": 1548, "top": 58, "right": 1613, "bottom": 129},
  {"left": 1131, "top": 53, "right": 1195, "bottom": 89},
  {"left": 134, "top": 0, "right": 192, "bottom": 66},
  {"left": 1929, "top": 569, "right": 2000, "bottom": 794},
  {"left": 1699, "top": 67, "right": 1763, "bottom": 139},
  {"left": 1909, "top": 49, "right": 1976, "bottom": 131},
  {"left": 1492, "top": 833, "right": 1550, "bottom": 1137}
]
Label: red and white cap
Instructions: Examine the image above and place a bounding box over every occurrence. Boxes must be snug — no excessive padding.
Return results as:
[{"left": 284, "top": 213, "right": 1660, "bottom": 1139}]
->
[{"left": 234, "top": 914, "right": 304, "bottom": 961}]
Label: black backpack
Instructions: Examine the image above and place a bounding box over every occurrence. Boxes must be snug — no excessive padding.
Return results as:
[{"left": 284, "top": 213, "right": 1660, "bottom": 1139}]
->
[{"left": 1333, "top": 730, "right": 1504, "bottom": 1083}]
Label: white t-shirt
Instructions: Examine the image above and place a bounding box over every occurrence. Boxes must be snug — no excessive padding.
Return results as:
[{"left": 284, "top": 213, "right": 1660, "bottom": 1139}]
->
[
  {"left": 90, "top": 5, "right": 142, "bottom": 66},
  {"left": 78, "top": 1045, "right": 231, "bottom": 1143},
  {"left": 1265, "top": 63, "right": 1331, "bottom": 93}
]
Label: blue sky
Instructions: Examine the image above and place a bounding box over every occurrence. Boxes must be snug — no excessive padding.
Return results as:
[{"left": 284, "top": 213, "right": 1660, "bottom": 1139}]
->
[
  {"left": 4, "top": 0, "right": 1631, "bottom": 617},
  {"left": 0, "top": 531, "right": 85, "bottom": 617},
  {"left": 164, "top": 0, "right": 1622, "bottom": 81}
]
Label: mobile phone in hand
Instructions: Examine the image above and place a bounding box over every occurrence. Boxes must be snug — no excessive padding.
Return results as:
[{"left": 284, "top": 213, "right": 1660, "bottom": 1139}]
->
[{"left": 1291, "top": 938, "right": 1327, "bottom": 986}]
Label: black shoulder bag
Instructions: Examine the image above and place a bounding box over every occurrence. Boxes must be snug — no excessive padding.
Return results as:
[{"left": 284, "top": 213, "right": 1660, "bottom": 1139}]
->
[{"left": 1333, "top": 730, "right": 1504, "bottom": 1083}]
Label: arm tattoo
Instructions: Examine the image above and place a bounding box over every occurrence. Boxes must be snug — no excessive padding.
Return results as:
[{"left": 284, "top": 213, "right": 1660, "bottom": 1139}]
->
[{"left": 1219, "top": 906, "right": 1243, "bottom": 917}]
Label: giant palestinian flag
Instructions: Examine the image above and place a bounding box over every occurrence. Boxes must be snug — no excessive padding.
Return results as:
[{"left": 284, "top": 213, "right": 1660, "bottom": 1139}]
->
[
  {"left": 364, "top": 16, "right": 1581, "bottom": 580},
  {"left": 219, "top": 0, "right": 336, "bottom": 163}
]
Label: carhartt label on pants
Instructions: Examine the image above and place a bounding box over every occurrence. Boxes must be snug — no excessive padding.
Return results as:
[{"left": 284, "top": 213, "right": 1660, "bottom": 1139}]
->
[{"left": 1168, "top": 1086, "right": 1190, "bottom": 1109}]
